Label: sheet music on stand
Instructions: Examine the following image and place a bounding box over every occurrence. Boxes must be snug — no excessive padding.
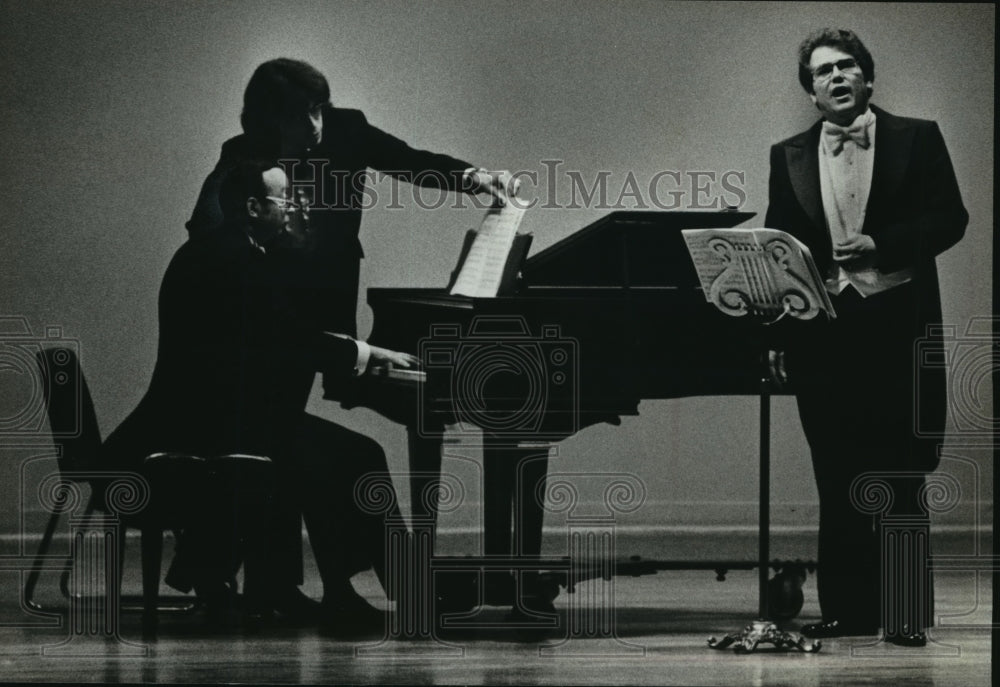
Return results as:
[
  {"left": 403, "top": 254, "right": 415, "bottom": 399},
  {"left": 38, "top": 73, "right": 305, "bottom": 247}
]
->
[
  {"left": 681, "top": 227, "right": 835, "bottom": 323},
  {"left": 449, "top": 203, "right": 528, "bottom": 298}
]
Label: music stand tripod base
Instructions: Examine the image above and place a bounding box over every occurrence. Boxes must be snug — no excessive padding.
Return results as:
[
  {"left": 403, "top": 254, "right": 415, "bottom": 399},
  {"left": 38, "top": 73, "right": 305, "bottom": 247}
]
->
[{"left": 708, "top": 619, "right": 820, "bottom": 653}]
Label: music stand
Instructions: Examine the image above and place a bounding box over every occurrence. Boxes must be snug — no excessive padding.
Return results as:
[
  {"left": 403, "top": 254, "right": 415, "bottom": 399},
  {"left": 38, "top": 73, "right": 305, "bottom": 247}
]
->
[{"left": 682, "top": 228, "right": 833, "bottom": 653}]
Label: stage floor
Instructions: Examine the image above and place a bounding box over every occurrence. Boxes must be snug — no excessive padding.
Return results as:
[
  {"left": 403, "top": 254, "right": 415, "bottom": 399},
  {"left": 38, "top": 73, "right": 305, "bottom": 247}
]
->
[{"left": 0, "top": 529, "right": 992, "bottom": 686}]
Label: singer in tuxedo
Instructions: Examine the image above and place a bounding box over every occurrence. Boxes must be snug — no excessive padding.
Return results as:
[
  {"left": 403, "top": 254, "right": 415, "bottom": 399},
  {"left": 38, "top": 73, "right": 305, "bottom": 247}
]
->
[{"left": 765, "top": 29, "right": 967, "bottom": 646}]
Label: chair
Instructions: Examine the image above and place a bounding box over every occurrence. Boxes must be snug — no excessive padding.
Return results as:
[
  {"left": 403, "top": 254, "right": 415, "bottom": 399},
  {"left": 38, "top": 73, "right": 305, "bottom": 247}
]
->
[
  {"left": 137, "top": 452, "right": 211, "bottom": 631},
  {"left": 24, "top": 347, "right": 153, "bottom": 612},
  {"left": 24, "top": 347, "right": 105, "bottom": 609},
  {"left": 25, "top": 348, "right": 273, "bottom": 633}
]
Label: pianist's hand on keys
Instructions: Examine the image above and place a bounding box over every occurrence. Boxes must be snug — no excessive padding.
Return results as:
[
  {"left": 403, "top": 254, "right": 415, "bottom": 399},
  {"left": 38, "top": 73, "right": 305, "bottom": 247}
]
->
[
  {"left": 367, "top": 345, "right": 427, "bottom": 384},
  {"left": 369, "top": 345, "right": 420, "bottom": 369}
]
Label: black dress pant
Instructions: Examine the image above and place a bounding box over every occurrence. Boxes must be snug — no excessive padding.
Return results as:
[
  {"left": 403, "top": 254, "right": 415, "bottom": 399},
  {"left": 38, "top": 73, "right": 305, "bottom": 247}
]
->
[
  {"left": 788, "top": 283, "right": 937, "bottom": 635},
  {"left": 266, "top": 413, "right": 403, "bottom": 600},
  {"left": 162, "top": 413, "right": 404, "bottom": 605}
]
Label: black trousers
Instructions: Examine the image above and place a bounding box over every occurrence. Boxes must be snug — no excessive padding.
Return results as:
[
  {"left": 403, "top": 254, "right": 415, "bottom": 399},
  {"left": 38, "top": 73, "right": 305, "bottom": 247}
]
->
[
  {"left": 166, "top": 413, "right": 404, "bottom": 604},
  {"left": 267, "top": 413, "right": 403, "bottom": 599},
  {"left": 788, "top": 283, "right": 937, "bottom": 634}
]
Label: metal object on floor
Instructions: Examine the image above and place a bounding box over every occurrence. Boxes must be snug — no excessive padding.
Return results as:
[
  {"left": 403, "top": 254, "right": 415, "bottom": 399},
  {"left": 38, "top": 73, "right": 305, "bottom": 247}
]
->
[{"left": 708, "top": 619, "right": 820, "bottom": 653}]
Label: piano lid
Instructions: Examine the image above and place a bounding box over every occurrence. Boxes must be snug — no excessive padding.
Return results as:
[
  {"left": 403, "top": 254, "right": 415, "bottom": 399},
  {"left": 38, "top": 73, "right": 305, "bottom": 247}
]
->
[{"left": 522, "top": 210, "right": 755, "bottom": 289}]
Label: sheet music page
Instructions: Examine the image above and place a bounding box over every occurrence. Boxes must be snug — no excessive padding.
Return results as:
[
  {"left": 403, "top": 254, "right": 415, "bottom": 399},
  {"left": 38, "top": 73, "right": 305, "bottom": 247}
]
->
[
  {"left": 682, "top": 228, "right": 758, "bottom": 294},
  {"left": 449, "top": 203, "right": 527, "bottom": 297},
  {"left": 681, "top": 227, "right": 835, "bottom": 320}
]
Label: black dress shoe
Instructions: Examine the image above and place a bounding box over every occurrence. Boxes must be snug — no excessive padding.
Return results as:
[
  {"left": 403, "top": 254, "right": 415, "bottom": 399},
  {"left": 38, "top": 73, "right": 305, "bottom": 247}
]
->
[
  {"left": 194, "top": 579, "right": 239, "bottom": 630},
  {"left": 800, "top": 620, "right": 879, "bottom": 638},
  {"left": 272, "top": 587, "right": 323, "bottom": 624},
  {"left": 888, "top": 631, "right": 927, "bottom": 647}
]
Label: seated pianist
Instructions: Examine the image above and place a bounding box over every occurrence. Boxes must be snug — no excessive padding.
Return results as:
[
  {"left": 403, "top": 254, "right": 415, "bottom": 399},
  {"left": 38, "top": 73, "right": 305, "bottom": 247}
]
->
[{"left": 101, "top": 160, "right": 420, "bottom": 634}]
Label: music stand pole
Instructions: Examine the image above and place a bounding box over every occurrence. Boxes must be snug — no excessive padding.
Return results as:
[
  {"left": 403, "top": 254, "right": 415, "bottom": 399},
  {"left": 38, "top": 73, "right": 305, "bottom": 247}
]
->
[
  {"left": 707, "top": 327, "right": 818, "bottom": 652},
  {"left": 758, "top": 358, "right": 770, "bottom": 621}
]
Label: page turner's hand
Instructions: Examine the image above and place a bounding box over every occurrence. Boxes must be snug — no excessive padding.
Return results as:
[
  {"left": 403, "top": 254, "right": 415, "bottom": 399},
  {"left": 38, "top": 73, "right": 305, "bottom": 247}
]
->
[{"left": 468, "top": 168, "right": 520, "bottom": 206}]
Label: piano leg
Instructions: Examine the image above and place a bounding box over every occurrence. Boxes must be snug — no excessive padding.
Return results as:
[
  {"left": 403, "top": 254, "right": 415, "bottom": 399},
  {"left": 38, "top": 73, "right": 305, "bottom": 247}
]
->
[
  {"left": 512, "top": 445, "right": 555, "bottom": 621},
  {"left": 406, "top": 427, "right": 444, "bottom": 526},
  {"left": 483, "top": 439, "right": 554, "bottom": 619},
  {"left": 483, "top": 441, "right": 550, "bottom": 556},
  {"left": 483, "top": 444, "right": 514, "bottom": 556},
  {"left": 482, "top": 442, "right": 515, "bottom": 606},
  {"left": 512, "top": 446, "right": 549, "bottom": 560},
  {"left": 401, "top": 430, "right": 555, "bottom": 630}
]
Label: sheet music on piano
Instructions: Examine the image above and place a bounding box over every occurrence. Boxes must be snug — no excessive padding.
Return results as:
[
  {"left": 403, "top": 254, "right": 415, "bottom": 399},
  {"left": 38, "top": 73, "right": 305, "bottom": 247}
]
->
[{"left": 449, "top": 203, "right": 528, "bottom": 297}]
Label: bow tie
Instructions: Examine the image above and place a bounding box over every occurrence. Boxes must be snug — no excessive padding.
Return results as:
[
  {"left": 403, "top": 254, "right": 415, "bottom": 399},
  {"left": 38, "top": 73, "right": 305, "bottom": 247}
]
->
[{"left": 822, "top": 119, "right": 871, "bottom": 155}]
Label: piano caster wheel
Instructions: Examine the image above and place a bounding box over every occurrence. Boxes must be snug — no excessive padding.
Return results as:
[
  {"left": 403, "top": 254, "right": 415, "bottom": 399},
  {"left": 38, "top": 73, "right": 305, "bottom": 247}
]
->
[{"left": 767, "top": 567, "right": 806, "bottom": 621}]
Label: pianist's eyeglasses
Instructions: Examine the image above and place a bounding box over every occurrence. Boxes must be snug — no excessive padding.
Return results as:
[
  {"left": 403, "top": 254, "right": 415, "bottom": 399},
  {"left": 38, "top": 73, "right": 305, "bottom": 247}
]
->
[
  {"left": 811, "top": 58, "right": 861, "bottom": 83},
  {"left": 265, "top": 196, "right": 300, "bottom": 211}
]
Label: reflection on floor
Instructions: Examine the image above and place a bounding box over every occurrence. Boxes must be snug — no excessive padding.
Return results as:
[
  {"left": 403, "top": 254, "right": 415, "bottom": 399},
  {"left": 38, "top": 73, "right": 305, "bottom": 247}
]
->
[{"left": 0, "top": 529, "right": 991, "bottom": 686}]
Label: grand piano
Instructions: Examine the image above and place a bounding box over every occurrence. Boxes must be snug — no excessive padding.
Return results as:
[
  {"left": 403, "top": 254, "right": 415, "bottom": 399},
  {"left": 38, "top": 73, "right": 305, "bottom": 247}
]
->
[{"left": 326, "top": 209, "right": 790, "bottom": 619}]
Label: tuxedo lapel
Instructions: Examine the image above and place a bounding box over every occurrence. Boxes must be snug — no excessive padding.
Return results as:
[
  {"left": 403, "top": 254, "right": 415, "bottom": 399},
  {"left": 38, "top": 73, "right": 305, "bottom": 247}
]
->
[
  {"left": 863, "top": 106, "right": 914, "bottom": 234},
  {"left": 784, "top": 121, "right": 827, "bottom": 242}
]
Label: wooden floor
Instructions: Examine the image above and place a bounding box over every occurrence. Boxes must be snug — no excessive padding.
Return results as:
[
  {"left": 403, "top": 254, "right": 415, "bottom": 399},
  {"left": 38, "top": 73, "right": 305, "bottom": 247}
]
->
[{"left": 0, "top": 532, "right": 992, "bottom": 686}]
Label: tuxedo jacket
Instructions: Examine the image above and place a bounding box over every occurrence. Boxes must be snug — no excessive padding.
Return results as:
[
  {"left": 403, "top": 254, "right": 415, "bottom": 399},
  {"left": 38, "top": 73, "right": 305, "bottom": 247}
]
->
[
  {"left": 765, "top": 105, "right": 967, "bottom": 332},
  {"left": 185, "top": 106, "right": 474, "bottom": 338},
  {"left": 764, "top": 105, "right": 968, "bottom": 468},
  {"left": 102, "top": 226, "right": 361, "bottom": 470}
]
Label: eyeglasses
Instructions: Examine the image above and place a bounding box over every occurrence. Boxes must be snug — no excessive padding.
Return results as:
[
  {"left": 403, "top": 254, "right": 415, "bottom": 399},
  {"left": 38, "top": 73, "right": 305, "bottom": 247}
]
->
[
  {"left": 265, "top": 196, "right": 300, "bottom": 211},
  {"left": 811, "top": 57, "right": 861, "bottom": 83}
]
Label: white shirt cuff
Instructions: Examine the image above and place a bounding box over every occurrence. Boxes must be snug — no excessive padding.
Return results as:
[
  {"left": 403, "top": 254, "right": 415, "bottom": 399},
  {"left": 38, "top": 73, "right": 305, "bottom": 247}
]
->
[
  {"left": 327, "top": 332, "right": 371, "bottom": 376},
  {"left": 353, "top": 339, "right": 371, "bottom": 376}
]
